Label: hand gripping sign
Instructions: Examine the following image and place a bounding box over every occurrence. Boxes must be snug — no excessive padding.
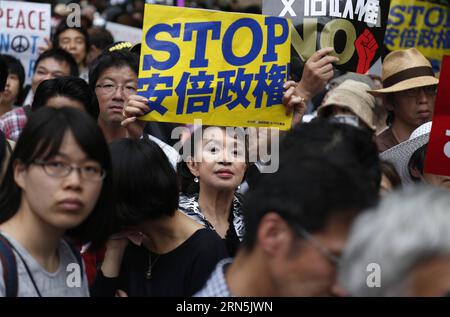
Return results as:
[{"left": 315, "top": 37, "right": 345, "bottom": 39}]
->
[
  {"left": 424, "top": 55, "right": 450, "bottom": 177},
  {"left": 137, "top": 5, "right": 292, "bottom": 130}
]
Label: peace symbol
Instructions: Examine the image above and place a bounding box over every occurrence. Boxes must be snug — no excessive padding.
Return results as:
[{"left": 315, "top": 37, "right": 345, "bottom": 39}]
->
[{"left": 11, "top": 35, "right": 30, "bottom": 53}]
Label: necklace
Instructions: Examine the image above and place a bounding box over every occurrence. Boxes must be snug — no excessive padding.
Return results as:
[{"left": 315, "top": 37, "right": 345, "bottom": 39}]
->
[{"left": 145, "top": 252, "right": 161, "bottom": 280}]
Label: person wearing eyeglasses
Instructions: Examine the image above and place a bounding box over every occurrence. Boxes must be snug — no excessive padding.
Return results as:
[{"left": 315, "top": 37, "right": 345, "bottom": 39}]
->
[
  {"left": 0, "top": 107, "right": 113, "bottom": 297},
  {"left": 195, "top": 121, "right": 380, "bottom": 297},
  {"left": 89, "top": 49, "right": 139, "bottom": 144},
  {"left": 89, "top": 49, "right": 180, "bottom": 168},
  {"left": 368, "top": 48, "right": 439, "bottom": 153}
]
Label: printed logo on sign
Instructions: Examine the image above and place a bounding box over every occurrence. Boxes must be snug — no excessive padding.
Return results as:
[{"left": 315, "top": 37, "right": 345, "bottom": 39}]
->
[
  {"left": 66, "top": 263, "right": 82, "bottom": 288},
  {"left": 366, "top": 263, "right": 381, "bottom": 288}
]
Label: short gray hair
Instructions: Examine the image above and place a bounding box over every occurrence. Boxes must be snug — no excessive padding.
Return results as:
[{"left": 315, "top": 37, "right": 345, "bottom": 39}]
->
[{"left": 338, "top": 185, "right": 450, "bottom": 296}]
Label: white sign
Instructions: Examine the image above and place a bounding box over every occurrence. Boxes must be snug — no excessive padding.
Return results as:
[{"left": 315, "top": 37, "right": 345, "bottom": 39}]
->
[
  {"left": 105, "top": 21, "right": 142, "bottom": 45},
  {"left": 0, "top": 0, "right": 51, "bottom": 84}
]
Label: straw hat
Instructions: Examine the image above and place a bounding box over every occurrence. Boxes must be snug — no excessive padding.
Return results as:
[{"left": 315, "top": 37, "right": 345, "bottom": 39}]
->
[
  {"left": 380, "top": 122, "right": 432, "bottom": 185},
  {"left": 368, "top": 48, "right": 438, "bottom": 96},
  {"left": 318, "top": 80, "right": 376, "bottom": 131}
]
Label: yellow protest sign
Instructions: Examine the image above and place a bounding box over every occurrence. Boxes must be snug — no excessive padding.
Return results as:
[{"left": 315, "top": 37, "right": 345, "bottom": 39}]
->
[
  {"left": 138, "top": 4, "right": 292, "bottom": 130},
  {"left": 385, "top": 0, "right": 450, "bottom": 69}
]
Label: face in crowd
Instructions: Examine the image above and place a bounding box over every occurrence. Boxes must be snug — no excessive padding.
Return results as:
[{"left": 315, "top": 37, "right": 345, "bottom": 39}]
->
[
  {"left": 95, "top": 66, "right": 138, "bottom": 125},
  {"left": 263, "top": 212, "right": 353, "bottom": 297},
  {"left": 15, "top": 129, "right": 104, "bottom": 230},
  {"left": 57, "top": 29, "right": 87, "bottom": 67},
  {"left": 388, "top": 85, "right": 437, "bottom": 129},
  {"left": 187, "top": 127, "right": 247, "bottom": 192},
  {"left": 1, "top": 72, "right": 20, "bottom": 107},
  {"left": 31, "top": 58, "right": 72, "bottom": 94}
]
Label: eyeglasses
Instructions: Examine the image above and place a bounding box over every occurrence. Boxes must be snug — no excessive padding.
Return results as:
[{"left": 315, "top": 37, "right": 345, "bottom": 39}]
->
[
  {"left": 95, "top": 83, "right": 137, "bottom": 96},
  {"left": 399, "top": 86, "right": 437, "bottom": 98},
  {"left": 291, "top": 223, "right": 341, "bottom": 266},
  {"left": 33, "top": 160, "right": 106, "bottom": 181}
]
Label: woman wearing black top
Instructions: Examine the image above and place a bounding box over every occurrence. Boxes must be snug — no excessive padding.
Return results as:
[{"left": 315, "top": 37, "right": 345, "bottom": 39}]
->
[
  {"left": 92, "top": 137, "right": 227, "bottom": 297},
  {"left": 178, "top": 126, "right": 248, "bottom": 257}
]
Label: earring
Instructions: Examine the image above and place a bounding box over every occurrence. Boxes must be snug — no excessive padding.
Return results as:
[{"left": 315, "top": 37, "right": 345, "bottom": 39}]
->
[
  {"left": 237, "top": 185, "right": 241, "bottom": 190},
  {"left": 194, "top": 177, "right": 199, "bottom": 183}
]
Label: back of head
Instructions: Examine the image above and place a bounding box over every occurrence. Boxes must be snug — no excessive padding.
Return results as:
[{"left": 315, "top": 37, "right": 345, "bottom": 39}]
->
[
  {"left": 88, "top": 27, "right": 114, "bottom": 50},
  {"left": 242, "top": 121, "right": 380, "bottom": 250},
  {"left": 339, "top": 185, "right": 450, "bottom": 296},
  {"left": 282, "top": 120, "right": 381, "bottom": 192},
  {"left": 32, "top": 76, "right": 98, "bottom": 118},
  {"left": 110, "top": 137, "right": 179, "bottom": 229},
  {"left": 35, "top": 48, "right": 79, "bottom": 77}
]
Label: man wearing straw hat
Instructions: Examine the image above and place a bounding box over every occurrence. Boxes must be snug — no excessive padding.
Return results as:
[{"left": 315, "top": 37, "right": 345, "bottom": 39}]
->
[{"left": 368, "top": 48, "right": 438, "bottom": 152}]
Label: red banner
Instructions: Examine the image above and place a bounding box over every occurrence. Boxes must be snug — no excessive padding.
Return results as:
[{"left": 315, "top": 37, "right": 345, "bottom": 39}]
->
[{"left": 424, "top": 55, "right": 450, "bottom": 176}]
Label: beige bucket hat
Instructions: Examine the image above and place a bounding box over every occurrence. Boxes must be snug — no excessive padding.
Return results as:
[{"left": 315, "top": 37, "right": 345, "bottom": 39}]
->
[
  {"left": 368, "top": 48, "right": 439, "bottom": 96},
  {"left": 318, "top": 80, "right": 376, "bottom": 131}
]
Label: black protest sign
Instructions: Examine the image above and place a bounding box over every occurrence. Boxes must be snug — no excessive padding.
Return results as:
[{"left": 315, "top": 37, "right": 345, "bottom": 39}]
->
[{"left": 263, "top": 0, "right": 391, "bottom": 74}]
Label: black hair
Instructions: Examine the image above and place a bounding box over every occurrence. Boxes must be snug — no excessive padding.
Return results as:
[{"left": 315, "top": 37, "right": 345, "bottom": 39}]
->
[
  {"left": 0, "top": 57, "right": 7, "bottom": 92},
  {"left": 88, "top": 27, "right": 114, "bottom": 50},
  {"left": 380, "top": 160, "right": 402, "bottom": 188},
  {"left": 0, "top": 54, "right": 25, "bottom": 102},
  {"left": 0, "top": 107, "right": 113, "bottom": 249},
  {"left": 88, "top": 49, "right": 139, "bottom": 112},
  {"left": 241, "top": 120, "right": 380, "bottom": 250},
  {"left": 52, "top": 20, "right": 90, "bottom": 65},
  {"left": 109, "top": 137, "right": 179, "bottom": 229},
  {"left": 89, "top": 49, "right": 139, "bottom": 87},
  {"left": 385, "top": 93, "right": 396, "bottom": 126},
  {"left": 35, "top": 48, "right": 79, "bottom": 77},
  {"left": 408, "top": 143, "right": 428, "bottom": 182},
  {"left": 242, "top": 156, "right": 378, "bottom": 251},
  {"left": 32, "top": 76, "right": 98, "bottom": 118},
  {"left": 0, "top": 130, "right": 8, "bottom": 175},
  {"left": 283, "top": 120, "right": 381, "bottom": 192},
  {"left": 177, "top": 125, "right": 249, "bottom": 195}
]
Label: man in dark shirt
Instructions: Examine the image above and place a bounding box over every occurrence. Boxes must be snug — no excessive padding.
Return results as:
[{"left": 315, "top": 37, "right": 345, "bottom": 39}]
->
[
  {"left": 368, "top": 48, "right": 438, "bottom": 153},
  {"left": 196, "top": 122, "right": 380, "bottom": 297}
]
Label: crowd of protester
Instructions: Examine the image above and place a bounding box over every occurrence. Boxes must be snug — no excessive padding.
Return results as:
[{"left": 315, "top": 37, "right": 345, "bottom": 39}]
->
[{"left": 0, "top": 0, "right": 448, "bottom": 297}]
